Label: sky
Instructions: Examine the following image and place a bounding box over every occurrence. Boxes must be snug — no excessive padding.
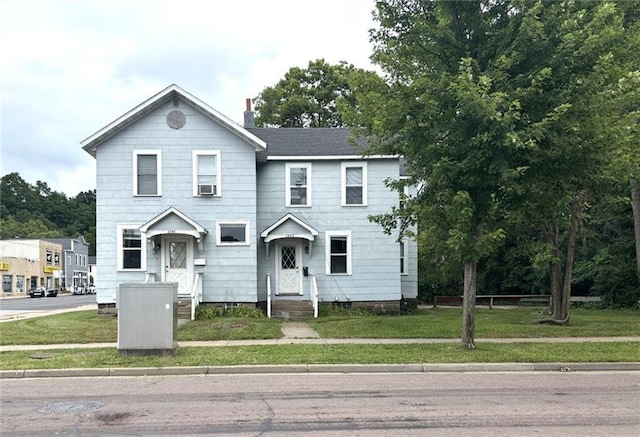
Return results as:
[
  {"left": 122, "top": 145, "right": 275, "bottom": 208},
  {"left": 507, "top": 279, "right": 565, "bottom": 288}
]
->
[{"left": 0, "top": 0, "right": 378, "bottom": 197}]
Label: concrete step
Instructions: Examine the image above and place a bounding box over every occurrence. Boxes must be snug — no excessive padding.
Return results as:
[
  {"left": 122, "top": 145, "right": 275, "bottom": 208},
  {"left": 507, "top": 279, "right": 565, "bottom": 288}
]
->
[{"left": 271, "top": 300, "right": 313, "bottom": 320}]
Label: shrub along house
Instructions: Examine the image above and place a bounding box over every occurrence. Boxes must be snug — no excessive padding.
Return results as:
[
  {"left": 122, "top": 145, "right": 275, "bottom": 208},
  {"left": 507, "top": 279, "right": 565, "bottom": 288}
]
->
[{"left": 81, "top": 84, "right": 417, "bottom": 319}]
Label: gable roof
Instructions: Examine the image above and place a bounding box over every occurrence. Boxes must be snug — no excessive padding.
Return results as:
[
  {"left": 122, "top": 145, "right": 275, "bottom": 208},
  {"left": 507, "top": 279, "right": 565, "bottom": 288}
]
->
[
  {"left": 139, "top": 207, "right": 208, "bottom": 239},
  {"left": 260, "top": 213, "right": 319, "bottom": 243},
  {"left": 81, "top": 84, "right": 267, "bottom": 158}
]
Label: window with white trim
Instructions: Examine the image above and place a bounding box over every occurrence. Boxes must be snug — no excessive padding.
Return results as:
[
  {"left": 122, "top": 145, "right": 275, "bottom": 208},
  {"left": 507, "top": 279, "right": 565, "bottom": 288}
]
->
[
  {"left": 286, "top": 163, "right": 312, "bottom": 207},
  {"left": 326, "top": 230, "right": 352, "bottom": 275},
  {"left": 400, "top": 241, "right": 408, "bottom": 275},
  {"left": 133, "top": 150, "right": 162, "bottom": 196},
  {"left": 192, "top": 150, "right": 221, "bottom": 197},
  {"left": 341, "top": 162, "right": 367, "bottom": 206},
  {"left": 216, "top": 221, "right": 250, "bottom": 246},
  {"left": 117, "top": 224, "right": 146, "bottom": 270}
]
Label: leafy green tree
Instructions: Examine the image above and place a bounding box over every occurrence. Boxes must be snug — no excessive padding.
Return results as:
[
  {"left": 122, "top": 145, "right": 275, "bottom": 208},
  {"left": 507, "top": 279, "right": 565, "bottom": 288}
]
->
[
  {"left": 254, "top": 59, "right": 379, "bottom": 128},
  {"left": 1, "top": 173, "right": 96, "bottom": 254},
  {"left": 357, "top": 0, "right": 639, "bottom": 344}
]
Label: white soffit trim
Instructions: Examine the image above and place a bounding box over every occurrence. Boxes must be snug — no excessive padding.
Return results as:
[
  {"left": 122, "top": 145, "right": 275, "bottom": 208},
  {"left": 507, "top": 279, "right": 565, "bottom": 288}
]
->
[
  {"left": 260, "top": 213, "right": 319, "bottom": 243},
  {"left": 266, "top": 155, "right": 399, "bottom": 160},
  {"left": 139, "top": 206, "right": 208, "bottom": 239},
  {"left": 81, "top": 84, "right": 267, "bottom": 156}
]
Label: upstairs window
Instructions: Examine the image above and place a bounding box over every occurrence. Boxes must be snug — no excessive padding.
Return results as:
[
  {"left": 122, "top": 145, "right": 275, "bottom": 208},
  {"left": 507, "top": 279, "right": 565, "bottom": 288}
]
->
[
  {"left": 341, "top": 162, "right": 367, "bottom": 206},
  {"left": 193, "top": 150, "right": 221, "bottom": 197},
  {"left": 133, "top": 150, "right": 162, "bottom": 196},
  {"left": 286, "top": 163, "right": 312, "bottom": 207}
]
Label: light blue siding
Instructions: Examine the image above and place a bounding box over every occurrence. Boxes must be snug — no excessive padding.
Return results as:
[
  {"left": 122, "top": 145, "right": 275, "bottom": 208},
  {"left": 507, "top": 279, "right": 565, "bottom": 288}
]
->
[
  {"left": 95, "top": 99, "right": 257, "bottom": 305},
  {"left": 257, "top": 159, "right": 411, "bottom": 303}
]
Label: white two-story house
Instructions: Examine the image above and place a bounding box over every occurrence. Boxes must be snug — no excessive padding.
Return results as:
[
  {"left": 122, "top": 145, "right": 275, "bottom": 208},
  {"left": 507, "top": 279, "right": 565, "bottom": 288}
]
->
[{"left": 81, "top": 84, "right": 417, "bottom": 317}]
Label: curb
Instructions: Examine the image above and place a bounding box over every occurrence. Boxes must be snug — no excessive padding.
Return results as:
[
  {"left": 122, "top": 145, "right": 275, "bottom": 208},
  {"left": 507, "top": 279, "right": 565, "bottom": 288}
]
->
[{"left": 2, "top": 362, "right": 639, "bottom": 379}]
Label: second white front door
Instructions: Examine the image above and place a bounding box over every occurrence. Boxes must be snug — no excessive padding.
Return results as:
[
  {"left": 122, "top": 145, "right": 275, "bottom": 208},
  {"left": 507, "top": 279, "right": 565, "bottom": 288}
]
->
[
  {"left": 163, "top": 237, "right": 193, "bottom": 295},
  {"left": 277, "top": 240, "right": 302, "bottom": 295}
]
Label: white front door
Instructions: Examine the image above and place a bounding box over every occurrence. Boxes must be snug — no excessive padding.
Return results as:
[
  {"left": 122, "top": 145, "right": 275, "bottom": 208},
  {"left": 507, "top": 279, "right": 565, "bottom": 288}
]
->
[
  {"left": 163, "top": 237, "right": 192, "bottom": 295},
  {"left": 277, "top": 240, "right": 302, "bottom": 295}
]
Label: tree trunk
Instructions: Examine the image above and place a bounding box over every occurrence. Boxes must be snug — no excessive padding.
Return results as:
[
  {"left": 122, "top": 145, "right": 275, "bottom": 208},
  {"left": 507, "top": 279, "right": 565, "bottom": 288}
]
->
[
  {"left": 539, "top": 192, "right": 585, "bottom": 325},
  {"left": 560, "top": 193, "right": 582, "bottom": 324},
  {"left": 631, "top": 178, "right": 640, "bottom": 281},
  {"left": 461, "top": 259, "right": 477, "bottom": 349},
  {"left": 545, "top": 224, "right": 563, "bottom": 319}
]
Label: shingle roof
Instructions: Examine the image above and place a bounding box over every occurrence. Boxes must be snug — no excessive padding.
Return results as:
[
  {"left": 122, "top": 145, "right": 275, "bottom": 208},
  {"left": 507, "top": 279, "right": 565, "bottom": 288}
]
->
[{"left": 247, "top": 128, "right": 369, "bottom": 157}]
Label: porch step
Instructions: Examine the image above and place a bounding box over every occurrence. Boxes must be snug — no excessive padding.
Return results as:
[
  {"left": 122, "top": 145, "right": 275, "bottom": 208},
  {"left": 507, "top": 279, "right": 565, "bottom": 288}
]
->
[
  {"left": 177, "top": 299, "right": 192, "bottom": 320},
  {"left": 271, "top": 300, "right": 313, "bottom": 321}
]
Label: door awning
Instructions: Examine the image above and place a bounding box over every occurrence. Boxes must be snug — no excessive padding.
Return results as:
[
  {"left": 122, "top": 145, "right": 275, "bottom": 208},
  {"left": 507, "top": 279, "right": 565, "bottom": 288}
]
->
[
  {"left": 260, "top": 213, "right": 318, "bottom": 243},
  {"left": 260, "top": 214, "right": 319, "bottom": 259},
  {"left": 139, "top": 207, "right": 208, "bottom": 252}
]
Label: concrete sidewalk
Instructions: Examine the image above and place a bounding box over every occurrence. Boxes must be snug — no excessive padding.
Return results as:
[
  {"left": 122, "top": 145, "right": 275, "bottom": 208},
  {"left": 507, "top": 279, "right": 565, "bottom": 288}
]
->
[
  {"left": 2, "top": 334, "right": 639, "bottom": 352},
  {"left": 2, "top": 326, "right": 639, "bottom": 378},
  {"left": 2, "top": 315, "right": 639, "bottom": 378}
]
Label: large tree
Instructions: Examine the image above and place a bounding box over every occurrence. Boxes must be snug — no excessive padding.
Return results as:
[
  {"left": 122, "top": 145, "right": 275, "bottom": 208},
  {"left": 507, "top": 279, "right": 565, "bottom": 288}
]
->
[
  {"left": 355, "top": 0, "right": 639, "bottom": 345},
  {"left": 254, "top": 59, "right": 379, "bottom": 128},
  {"left": 0, "top": 173, "right": 97, "bottom": 255}
]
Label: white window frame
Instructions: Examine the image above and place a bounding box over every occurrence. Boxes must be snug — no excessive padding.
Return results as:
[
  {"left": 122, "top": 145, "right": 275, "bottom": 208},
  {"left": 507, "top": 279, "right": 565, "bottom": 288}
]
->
[
  {"left": 325, "top": 230, "right": 352, "bottom": 275},
  {"left": 400, "top": 240, "right": 409, "bottom": 275},
  {"left": 133, "top": 150, "right": 162, "bottom": 196},
  {"left": 192, "top": 150, "right": 222, "bottom": 197},
  {"left": 341, "top": 162, "right": 367, "bottom": 206},
  {"left": 216, "top": 220, "right": 250, "bottom": 246},
  {"left": 117, "top": 224, "right": 147, "bottom": 271},
  {"left": 285, "top": 163, "right": 312, "bottom": 207}
]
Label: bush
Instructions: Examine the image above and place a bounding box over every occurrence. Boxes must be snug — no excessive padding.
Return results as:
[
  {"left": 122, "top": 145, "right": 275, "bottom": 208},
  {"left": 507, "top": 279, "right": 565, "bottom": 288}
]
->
[
  {"left": 318, "top": 304, "right": 376, "bottom": 317},
  {"left": 195, "top": 305, "right": 266, "bottom": 320}
]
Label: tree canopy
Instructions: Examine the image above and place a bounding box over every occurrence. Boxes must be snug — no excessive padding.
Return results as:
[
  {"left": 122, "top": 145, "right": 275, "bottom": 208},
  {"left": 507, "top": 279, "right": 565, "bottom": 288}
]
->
[
  {"left": 253, "top": 59, "right": 381, "bottom": 128},
  {"left": 0, "top": 172, "right": 96, "bottom": 255},
  {"left": 353, "top": 0, "right": 640, "bottom": 345}
]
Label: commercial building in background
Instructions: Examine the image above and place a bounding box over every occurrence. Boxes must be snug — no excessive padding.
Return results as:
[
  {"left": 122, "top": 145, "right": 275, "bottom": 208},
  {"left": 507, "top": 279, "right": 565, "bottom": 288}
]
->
[
  {"left": 0, "top": 239, "right": 63, "bottom": 296},
  {"left": 43, "top": 236, "right": 90, "bottom": 293}
]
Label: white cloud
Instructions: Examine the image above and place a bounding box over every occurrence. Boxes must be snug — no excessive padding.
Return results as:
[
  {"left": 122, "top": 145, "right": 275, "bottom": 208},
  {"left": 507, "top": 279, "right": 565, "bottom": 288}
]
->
[{"left": 0, "top": 0, "right": 377, "bottom": 196}]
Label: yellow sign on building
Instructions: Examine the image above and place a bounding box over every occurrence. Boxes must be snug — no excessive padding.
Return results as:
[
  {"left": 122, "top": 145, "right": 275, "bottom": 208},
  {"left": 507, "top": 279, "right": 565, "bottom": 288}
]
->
[
  {"left": 0, "top": 262, "right": 9, "bottom": 270},
  {"left": 43, "top": 266, "right": 59, "bottom": 274}
]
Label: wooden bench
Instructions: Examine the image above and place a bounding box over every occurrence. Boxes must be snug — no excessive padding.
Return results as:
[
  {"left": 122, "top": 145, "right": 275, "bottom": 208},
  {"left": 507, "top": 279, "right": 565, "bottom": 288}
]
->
[
  {"left": 570, "top": 296, "right": 602, "bottom": 303},
  {"left": 433, "top": 295, "right": 601, "bottom": 308}
]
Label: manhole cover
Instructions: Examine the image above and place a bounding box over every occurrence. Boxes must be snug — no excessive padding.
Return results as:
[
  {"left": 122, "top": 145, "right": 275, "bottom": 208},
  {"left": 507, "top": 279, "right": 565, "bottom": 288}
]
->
[{"left": 39, "top": 401, "right": 105, "bottom": 414}]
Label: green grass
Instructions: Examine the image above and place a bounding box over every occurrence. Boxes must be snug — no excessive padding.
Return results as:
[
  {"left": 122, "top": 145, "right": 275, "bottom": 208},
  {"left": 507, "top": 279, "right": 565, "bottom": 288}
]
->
[
  {"left": 308, "top": 308, "right": 640, "bottom": 338},
  {"left": 0, "top": 342, "right": 638, "bottom": 371},
  {"left": 1, "top": 307, "right": 638, "bottom": 370},
  {"left": 1, "top": 308, "right": 639, "bottom": 346},
  {"left": 0, "top": 311, "right": 283, "bottom": 345}
]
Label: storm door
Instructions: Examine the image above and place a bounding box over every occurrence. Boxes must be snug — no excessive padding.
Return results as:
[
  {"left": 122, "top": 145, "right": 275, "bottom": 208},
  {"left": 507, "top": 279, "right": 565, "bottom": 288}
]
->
[
  {"left": 163, "top": 237, "right": 193, "bottom": 295},
  {"left": 277, "top": 240, "right": 302, "bottom": 295}
]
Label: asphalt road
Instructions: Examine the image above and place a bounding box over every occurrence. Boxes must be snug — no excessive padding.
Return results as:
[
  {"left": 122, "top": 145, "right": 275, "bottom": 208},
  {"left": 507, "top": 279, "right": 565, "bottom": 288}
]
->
[
  {"left": 0, "top": 294, "right": 96, "bottom": 321},
  {"left": 1, "top": 372, "right": 639, "bottom": 436}
]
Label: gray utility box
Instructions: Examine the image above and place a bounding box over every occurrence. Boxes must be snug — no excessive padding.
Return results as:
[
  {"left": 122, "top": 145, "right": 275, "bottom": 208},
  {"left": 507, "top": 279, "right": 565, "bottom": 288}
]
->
[{"left": 117, "top": 282, "right": 178, "bottom": 357}]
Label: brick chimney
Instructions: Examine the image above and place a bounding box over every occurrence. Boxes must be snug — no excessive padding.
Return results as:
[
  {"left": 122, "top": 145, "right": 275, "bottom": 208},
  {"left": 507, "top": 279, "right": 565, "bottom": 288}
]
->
[{"left": 243, "top": 98, "right": 255, "bottom": 128}]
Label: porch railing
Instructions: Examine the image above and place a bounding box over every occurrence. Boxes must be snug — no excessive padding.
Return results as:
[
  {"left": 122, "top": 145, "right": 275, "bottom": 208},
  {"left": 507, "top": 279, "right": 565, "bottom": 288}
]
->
[
  {"left": 310, "top": 274, "right": 318, "bottom": 318},
  {"left": 266, "top": 274, "right": 272, "bottom": 319},
  {"left": 178, "top": 272, "right": 203, "bottom": 321}
]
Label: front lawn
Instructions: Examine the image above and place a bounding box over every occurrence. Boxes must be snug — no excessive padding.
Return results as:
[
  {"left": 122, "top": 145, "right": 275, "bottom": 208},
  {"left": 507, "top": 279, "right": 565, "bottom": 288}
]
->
[{"left": 0, "top": 307, "right": 638, "bottom": 346}]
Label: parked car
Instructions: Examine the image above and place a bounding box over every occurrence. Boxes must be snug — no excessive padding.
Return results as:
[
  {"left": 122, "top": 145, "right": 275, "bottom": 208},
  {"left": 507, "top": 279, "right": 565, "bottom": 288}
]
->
[
  {"left": 29, "top": 286, "right": 58, "bottom": 298},
  {"left": 72, "top": 286, "right": 86, "bottom": 295},
  {"left": 87, "top": 285, "right": 96, "bottom": 294}
]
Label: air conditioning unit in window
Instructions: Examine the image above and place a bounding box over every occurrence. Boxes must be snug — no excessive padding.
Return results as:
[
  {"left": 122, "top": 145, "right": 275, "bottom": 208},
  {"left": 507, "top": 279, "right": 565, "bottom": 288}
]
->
[{"left": 198, "top": 184, "right": 216, "bottom": 196}]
